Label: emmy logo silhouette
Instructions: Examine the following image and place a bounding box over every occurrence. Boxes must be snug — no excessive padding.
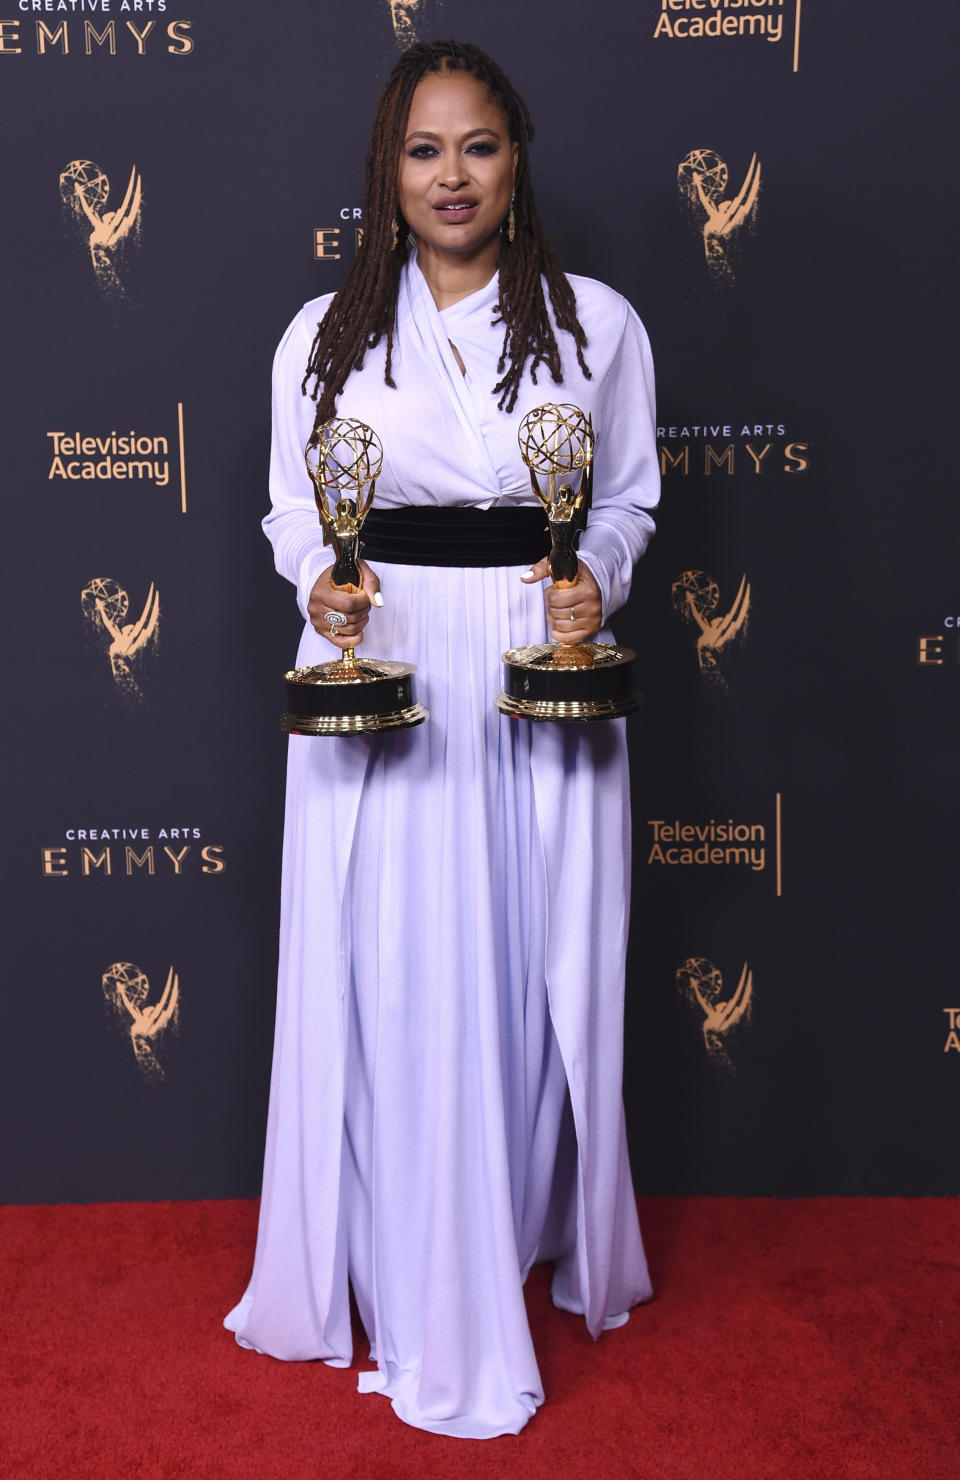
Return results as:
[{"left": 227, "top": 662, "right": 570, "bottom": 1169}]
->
[
  {"left": 677, "top": 149, "right": 761, "bottom": 281},
  {"left": 386, "top": 0, "right": 422, "bottom": 45},
  {"left": 101, "top": 961, "right": 179, "bottom": 1081},
  {"left": 672, "top": 569, "right": 750, "bottom": 684},
  {"left": 81, "top": 577, "right": 160, "bottom": 701},
  {"left": 59, "top": 159, "right": 142, "bottom": 296},
  {"left": 676, "top": 957, "right": 753, "bottom": 1070}
]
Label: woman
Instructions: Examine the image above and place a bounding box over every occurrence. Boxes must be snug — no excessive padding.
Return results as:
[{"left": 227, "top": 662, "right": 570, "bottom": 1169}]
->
[{"left": 226, "top": 39, "right": 659, "bottom": 1439}]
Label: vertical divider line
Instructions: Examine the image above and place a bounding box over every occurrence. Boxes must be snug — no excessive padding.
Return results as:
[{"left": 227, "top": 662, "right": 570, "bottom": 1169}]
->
[
  {"left": 793, "top": 0, "right": 802, "bottom": 72},
  {"left": 177, "top": 402, "right": 187, "bottom": 514}
]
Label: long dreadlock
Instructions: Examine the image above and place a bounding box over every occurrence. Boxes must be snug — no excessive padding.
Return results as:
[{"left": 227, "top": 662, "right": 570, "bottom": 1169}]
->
[{"left": 302, "top": 39, "right": 590, "bottom": 431}]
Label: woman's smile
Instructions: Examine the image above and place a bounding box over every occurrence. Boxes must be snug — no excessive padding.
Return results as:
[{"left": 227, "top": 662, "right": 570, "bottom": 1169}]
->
[{"left": 433, "top": 198, "right": 479, "bottom": 218}]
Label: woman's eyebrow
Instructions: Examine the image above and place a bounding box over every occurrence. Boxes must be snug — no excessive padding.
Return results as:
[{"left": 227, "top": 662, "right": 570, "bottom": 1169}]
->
[{"left": 403, "top": 127, "right": 502, "bottom": 143}]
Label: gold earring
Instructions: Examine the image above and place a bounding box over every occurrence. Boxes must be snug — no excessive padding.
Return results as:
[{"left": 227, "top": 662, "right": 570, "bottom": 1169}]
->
[
  {"left": 391, "top": 216, "right": 400, "bottom": 252},
  {"left": 507, "top": 199, "right": 516, "bottom": 244}
]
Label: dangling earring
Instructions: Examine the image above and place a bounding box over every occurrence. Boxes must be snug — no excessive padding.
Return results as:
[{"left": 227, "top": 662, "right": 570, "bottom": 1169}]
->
[
  {"left": 391, "top": 216, "right": 400, "bottom": 252},
  {"left": 507, "top": 197, "right": 516, "bottom": 244}
]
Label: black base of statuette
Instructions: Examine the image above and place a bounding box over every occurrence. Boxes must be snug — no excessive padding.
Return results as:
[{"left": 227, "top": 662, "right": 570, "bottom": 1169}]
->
[
  {"left": 281, "top": 658, "right": 428, "bottom": 736},
  {"left": 495, "top": 643, "right": 640, "bottom": 722}
]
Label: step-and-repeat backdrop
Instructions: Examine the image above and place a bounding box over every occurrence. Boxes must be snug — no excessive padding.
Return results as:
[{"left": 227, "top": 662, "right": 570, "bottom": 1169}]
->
[{"left": 2, "top": 1, "right": 956, "bottom": 1202}]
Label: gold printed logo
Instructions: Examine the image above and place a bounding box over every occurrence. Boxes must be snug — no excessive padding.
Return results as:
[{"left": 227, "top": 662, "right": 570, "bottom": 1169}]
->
[
  {"left": 653, "top": 0, "right": 802, "bottom": 69},
  {"left": 916, "top": 631, "right": 960, "bottom": 667},
  {"left": 646, "top": 797, "right": 783, "bottom": 896},
  {"left": 943, "top": 1009, "right": 960, "bottom": 1053},
  {"left": 0, "top": 19, "right": 194, "bottom": 59},
  {"left": 672, "top": 569, "right": 750, "bottom": 681},
  {"left": 386, "top": 1, "right": 422, "bottom": 46},
  {"left": 678, "top": 149, "right": 761, "bottom": 282},
  {"left": 59, "top": 159, "right": 142, "bottom": 296},
  {"left": 102, "top": 961, "right": 179, "bottom": 1081},
  {"left": 81, "top": 577, "right": 160, "bottom": 700},
  {"left": 676, "top": 957, "right": 753, "bottom": 1069}
]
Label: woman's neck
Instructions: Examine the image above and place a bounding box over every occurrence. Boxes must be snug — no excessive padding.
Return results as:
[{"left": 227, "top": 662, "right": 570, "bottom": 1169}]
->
[{"left": 412, "top": 237, "right": 500, "bottom": 310}]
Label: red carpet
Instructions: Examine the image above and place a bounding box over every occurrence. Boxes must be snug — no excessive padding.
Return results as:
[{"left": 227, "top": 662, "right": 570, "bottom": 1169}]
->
[{"left": 1, "top": 1197, "right": 957, "bottom": 1478}]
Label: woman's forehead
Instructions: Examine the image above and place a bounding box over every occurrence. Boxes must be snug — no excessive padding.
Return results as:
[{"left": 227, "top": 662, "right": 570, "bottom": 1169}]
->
[{"left": 405, "top": 70, "right": 505, "bottom": 128}]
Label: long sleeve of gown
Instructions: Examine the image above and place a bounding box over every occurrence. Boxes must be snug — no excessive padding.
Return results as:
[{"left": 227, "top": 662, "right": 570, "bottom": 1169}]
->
[
  {"left": 261, "top": 300, "right": 335, "bottom": 620},
  {"left": 574, "top": 297, "right": 659, "bottom": 622}
]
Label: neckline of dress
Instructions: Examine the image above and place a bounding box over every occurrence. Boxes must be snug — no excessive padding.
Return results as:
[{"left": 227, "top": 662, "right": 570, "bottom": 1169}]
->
[{"left": 408, "top": 247, "right": 500, "bottom": 322}]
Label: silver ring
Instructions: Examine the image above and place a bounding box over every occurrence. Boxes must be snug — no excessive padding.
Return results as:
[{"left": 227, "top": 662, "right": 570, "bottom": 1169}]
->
[
  {"left": 570, "top": 608, "right": 577, "bottom": 620},
  {"left": 324, "top": 610, "right": 347, "bottom": 629}
]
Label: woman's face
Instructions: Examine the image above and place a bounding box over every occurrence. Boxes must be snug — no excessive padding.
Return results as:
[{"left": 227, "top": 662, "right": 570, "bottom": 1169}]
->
[{"left": 396, "top": 71, "right": 518, "bottom": 263}]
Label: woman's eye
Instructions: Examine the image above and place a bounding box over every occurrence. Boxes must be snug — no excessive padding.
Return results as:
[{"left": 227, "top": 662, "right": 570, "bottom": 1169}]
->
[
  {"left": 408, "top": 145, "right": 437, "bottom": 159},
  {"left": 467, "top": 142, "right": 496, "bottom": 156}
]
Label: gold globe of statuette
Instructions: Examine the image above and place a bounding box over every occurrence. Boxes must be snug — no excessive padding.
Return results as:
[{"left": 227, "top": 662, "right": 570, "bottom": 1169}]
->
[
  {"left": 305, "top": 417, "right": 384, "bottom": 500},
  {"left": 280, "top": 417, "right": 427, "bottom": 736},
  {"left": 517, "top": 403, "right": 595, "bottom": 478},
  {"left": 495, "top": 402, "right": 640, "bottom": 723}
]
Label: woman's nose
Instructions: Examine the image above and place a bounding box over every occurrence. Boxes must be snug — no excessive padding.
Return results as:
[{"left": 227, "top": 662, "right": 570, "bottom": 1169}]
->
[{"left": 439, "top": 151, "right": 468, "bottom": 188}]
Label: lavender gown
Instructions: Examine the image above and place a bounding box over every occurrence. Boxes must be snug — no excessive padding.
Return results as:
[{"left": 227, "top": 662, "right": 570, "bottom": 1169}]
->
[{"left": 225, "top": 253, "right": 660, "bottom": 1438}]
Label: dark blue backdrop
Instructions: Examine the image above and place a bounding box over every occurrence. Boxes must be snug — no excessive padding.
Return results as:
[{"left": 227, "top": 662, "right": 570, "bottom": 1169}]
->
[{"left": 1, "top": 0, "right": 957, "bottom": 1201}]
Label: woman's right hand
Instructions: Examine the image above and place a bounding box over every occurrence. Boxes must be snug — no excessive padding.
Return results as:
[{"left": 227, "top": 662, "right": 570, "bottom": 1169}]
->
[{"left": 307, "top": 561, "right": 383, "bottom": 649}]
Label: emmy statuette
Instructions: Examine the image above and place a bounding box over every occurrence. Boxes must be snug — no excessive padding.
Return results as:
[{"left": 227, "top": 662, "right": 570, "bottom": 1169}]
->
[
  {"left": 495, "top": 404, "right": 640, "bottom": 722},
  {"left": 281, "top": 418, "right": 428, "bottom": 735}
]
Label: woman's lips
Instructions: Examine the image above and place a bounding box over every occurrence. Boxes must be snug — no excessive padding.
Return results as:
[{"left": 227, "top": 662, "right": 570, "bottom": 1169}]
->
[{"left": 433, "top": 199, "right": 479, "bottom": 218}]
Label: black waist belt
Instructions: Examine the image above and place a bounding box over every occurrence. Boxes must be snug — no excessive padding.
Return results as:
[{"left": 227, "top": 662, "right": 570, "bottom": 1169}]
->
[{"left": 360, "top": 505, "right": 549, "bottom": 568}]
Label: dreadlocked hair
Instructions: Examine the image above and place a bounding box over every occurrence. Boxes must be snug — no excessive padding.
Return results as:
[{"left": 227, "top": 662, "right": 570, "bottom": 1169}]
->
[{"left": 302, "top": 38, "right": 591, "bottom": 430}]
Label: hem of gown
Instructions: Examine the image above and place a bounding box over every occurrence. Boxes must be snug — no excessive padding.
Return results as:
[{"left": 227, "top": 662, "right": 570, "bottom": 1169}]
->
[
  {"left": 224, "top": 1299, "right": 353, "bottom": 1367},
  {"left": 357, "top": 1367, "right": 542, "bottom": 1439},
  {"left": 548, "top": 1293, "right": 632, "bottom": 1332},
  {"left": 549, "top": 1264, "right": 654, "bottom": 1335},
  {"left": 225, "top": 1329, "right": 353, "bottom": 1369}
]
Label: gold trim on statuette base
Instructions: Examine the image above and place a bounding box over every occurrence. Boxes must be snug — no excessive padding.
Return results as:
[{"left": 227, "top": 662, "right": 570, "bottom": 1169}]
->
[
  {"left": 494, "top": 641, "right": 640, "bottom": 722},
  {"left": 283, "top": 658, "right": 415, "bottom": 685},
  {"left": 281, "top": 702, "right": 428, "bottom": 736},
  {"left": 494, "top": 692, "right": 639, "bottom": 722},
  {"left": 281, "top": 657, "right": 427, "bottom": 735},
  {"left": 500, "top": 641, "right": 632, "bottom": 669}
]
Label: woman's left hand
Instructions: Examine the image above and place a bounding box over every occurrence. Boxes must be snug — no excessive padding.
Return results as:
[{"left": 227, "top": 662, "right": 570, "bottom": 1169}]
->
[{"left": 521, "top": 558, "right": 603, "bottom": 645}]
